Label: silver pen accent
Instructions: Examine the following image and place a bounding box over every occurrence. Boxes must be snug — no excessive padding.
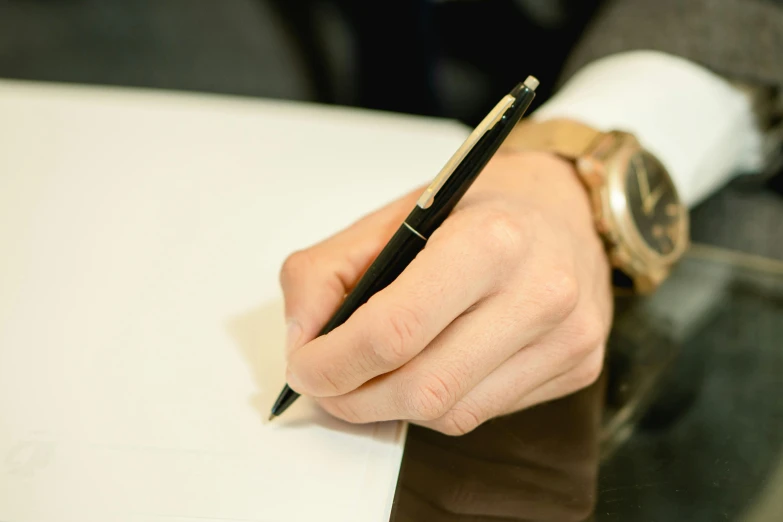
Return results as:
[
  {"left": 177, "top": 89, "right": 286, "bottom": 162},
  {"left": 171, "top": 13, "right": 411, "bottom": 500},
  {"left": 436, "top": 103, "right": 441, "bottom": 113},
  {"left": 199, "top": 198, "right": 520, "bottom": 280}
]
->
[
  {"left": 403, "top": 221, "right": 428, "bottom": 240},
  {"left": 416, "top": 95, "right": 514, "bottom": 210},
  {"left": 416, "top": 76, "right": 538, "bottom": 210}
]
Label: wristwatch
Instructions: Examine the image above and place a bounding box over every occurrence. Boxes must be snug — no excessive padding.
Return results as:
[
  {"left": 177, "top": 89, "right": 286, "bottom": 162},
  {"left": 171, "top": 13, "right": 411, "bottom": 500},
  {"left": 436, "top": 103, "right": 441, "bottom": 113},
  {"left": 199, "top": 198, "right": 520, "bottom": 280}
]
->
[{"left": 502, "top": 118, "right": 690, "bottom": 294}]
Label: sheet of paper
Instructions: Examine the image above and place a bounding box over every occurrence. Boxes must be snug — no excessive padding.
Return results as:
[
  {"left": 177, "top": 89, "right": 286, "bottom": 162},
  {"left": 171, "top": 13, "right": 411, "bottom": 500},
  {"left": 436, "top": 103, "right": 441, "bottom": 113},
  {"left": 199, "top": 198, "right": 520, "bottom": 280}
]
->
[
  {"left": 0, "top": 299, "right": 404, "bottom": 522},
  {"left": 0, "top": 80, "right": 469, "bottom": 522}
]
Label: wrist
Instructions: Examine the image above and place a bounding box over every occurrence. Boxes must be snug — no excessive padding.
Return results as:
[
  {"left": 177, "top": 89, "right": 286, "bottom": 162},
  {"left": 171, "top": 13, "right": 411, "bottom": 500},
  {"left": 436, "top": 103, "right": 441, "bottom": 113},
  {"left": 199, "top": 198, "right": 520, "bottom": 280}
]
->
[{"left": 486, "top": 150, "right": 596, "bottom": 236}]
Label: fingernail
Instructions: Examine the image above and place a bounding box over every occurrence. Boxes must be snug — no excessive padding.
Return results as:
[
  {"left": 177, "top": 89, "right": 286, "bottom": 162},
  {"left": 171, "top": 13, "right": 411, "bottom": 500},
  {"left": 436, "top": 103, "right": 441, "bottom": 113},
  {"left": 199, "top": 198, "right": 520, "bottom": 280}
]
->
[{"left": 285, "top": 319, "right": 303, "bottom": 358}]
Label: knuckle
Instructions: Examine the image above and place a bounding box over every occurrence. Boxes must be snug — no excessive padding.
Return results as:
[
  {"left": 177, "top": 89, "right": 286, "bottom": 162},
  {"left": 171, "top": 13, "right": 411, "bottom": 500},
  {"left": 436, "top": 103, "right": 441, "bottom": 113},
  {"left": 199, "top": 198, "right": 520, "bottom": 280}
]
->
[
  {"left": 279, "top": 249, "right": 311, "bottom": 282},
  {"left": 306, "top": 360, "right": 348, "bottom": 395},
  {"left": 365, "top": 302, "right": 424, "bottom": 368},
  {"left": 474, "top": 210, "right": 530, "bottom": 267},
  {"left": 572, "top": 310, "right": 607, "bottom": 354},
  {"left": 319, "top": 397, "right": 363, "bottom": 424},
  {"left": 566, "top": 318, "right": 603, "bottom": 360},
  {"left": 407, "top": 372, "right": 457, "bottom": 421},
  {"left": 434, "top": 406, "right": 483, "bottom": 436},
  {"left": 572, "top": 348, "right": 605, "bottom": 390},
  {"left": 540, "top": 268, "right": 580, "bottom": 320}
]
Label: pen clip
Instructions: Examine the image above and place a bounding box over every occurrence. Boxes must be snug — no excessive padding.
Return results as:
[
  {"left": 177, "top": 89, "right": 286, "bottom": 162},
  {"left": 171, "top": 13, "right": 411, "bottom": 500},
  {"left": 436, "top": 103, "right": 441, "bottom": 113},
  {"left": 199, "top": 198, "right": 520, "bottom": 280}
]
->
[{"left": 416, "top": 94, "right": 516, "bottom": 209}]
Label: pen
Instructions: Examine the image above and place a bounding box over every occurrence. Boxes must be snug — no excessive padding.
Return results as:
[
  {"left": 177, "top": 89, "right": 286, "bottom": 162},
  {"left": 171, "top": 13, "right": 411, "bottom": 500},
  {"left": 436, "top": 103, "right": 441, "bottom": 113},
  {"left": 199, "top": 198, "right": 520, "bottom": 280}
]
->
[{"left": 269, "top": 76, "right": 539, "bottom": 421}]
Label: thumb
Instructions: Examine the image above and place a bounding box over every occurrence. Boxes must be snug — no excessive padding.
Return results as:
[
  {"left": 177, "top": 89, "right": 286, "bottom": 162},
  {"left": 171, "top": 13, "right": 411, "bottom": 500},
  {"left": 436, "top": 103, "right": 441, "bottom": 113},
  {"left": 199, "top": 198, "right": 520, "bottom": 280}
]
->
[{"left": 279, "top": 188, "right": 420, "bottom": 358}]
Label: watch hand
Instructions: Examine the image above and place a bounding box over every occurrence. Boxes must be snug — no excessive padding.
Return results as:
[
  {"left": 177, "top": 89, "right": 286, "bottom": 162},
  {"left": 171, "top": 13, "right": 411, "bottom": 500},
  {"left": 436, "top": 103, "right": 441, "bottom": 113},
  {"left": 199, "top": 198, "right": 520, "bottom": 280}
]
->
[
  {"left": 634, "top": 155, "right": 651, "bottom": 202},
  {"left": 644, "top": 184, "right": 666, "bottom": 215}
]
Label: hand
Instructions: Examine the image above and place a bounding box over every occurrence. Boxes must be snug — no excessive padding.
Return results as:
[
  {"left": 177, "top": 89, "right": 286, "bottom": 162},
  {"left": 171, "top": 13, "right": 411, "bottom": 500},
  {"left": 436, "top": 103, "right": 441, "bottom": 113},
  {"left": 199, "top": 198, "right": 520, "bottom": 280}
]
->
[
  {"left": 280, "top": 150, "right": 613, "bottom": 436},
  {"left": 635, "top": 154, "right": 665, "bottom": 215},
  {"left": 644, "top": 183, "right": 666, "bottom": 215}
]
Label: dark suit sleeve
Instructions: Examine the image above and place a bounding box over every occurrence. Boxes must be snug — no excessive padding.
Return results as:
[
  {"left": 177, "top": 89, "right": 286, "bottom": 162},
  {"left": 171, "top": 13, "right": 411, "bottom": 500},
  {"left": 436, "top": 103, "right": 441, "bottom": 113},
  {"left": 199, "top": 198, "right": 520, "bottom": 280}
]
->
[
  {"left": 560, "top": 0, "right": 783, "bottom": 89},
  {"left": 558, "top": 0, "right": 783, "bottom": 172}
]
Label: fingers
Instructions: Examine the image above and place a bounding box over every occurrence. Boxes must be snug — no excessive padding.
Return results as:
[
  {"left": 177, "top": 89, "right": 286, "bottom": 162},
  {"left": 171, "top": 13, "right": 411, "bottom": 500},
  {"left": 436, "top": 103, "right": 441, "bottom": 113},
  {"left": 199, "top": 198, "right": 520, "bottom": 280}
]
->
[
  {"left": 409, "top": 283, "right": 611, "bottom": 436},
  {"left": 285, "top": 212, "right": 523, "bottom": 398},
  {"left": 317, "top": 296, "right": 607, "bottom": 432},
  {"left": 279, "top": 189, "right": 419, "bottom": 356},
  {"left": 314, "top": 285, "right": 567, "bottom": 423},
  {"left": 311, "top": 241, "right": 587, "bottom": 423},
  {"left": 506, "top": 346, "right": 605, "bottom": 414},
  {"left": 417, "top": 342, "right": 606, "bottom": 436},
  {"left": 279, "top": 248, "right": 353, "bottom": 358}
]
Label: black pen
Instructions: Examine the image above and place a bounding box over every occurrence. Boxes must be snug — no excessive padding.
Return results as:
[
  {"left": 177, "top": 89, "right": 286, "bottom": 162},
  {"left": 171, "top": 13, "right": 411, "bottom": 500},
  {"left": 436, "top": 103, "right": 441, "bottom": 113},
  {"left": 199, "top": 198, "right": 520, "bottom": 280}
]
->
[{"left": 269, "top": 76, "right": 539, "bottom": 420}]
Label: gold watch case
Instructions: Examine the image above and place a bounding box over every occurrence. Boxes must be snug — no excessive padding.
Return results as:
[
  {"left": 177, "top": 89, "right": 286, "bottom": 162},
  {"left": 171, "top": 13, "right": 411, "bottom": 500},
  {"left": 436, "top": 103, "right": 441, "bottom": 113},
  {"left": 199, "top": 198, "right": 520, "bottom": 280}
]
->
[{"left": 576, "top": 131, "right": 690, "bottom": 293}]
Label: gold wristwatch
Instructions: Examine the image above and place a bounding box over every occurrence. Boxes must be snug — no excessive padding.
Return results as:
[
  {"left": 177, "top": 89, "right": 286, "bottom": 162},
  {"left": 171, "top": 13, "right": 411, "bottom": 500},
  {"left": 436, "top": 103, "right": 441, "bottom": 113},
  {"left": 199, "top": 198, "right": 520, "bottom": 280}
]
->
[{"left": 503, "top": 118, "right": 689, "bottom": 294}]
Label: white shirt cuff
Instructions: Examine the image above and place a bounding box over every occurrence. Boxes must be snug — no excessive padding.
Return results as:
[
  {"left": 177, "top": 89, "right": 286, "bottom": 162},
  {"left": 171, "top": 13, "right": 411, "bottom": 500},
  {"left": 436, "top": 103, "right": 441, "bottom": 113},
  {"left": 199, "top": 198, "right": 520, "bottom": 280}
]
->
[{"left": 532, "top": 50, "right": 764, "bottom": 207}]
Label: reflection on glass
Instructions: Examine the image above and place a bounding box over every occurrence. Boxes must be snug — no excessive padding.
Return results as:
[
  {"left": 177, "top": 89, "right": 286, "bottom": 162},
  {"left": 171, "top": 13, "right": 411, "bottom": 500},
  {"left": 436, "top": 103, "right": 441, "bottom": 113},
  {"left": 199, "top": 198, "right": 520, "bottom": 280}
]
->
[
  {"left": 393, "top": 373, "right": 605, "bottom": 522},
  {"left": 394, "top": 249, "right": 783, "bottom": 522}
]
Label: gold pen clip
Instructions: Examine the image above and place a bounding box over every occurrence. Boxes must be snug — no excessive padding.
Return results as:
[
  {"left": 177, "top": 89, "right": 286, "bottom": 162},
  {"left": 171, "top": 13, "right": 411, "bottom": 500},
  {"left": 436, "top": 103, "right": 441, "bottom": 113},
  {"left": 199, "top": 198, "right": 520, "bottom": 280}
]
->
[{"left": 416, "top": 94, "right": 516, "bottom": 209}]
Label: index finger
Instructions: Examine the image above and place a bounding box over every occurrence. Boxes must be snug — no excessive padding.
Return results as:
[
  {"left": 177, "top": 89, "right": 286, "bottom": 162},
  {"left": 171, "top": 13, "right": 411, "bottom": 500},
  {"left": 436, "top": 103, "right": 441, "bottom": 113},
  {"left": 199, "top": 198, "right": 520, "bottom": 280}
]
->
[{"left": 286, "top": 215, "right": 523, "bottom": 398}]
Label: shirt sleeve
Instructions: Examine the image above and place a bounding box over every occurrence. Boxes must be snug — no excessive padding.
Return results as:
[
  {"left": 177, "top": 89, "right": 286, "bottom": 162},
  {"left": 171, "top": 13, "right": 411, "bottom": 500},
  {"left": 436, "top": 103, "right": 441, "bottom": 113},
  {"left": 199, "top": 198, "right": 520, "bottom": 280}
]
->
[{"left": 531, "top": 50, "right": 764, "bottom": 208}]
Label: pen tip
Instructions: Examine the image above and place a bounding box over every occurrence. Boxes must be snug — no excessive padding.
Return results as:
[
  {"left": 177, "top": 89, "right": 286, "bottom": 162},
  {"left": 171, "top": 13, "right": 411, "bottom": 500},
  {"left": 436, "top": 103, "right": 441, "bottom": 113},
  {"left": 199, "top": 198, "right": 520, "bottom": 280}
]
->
[{"left": 268, "top": 413, "right": 277, "bottom": 422}]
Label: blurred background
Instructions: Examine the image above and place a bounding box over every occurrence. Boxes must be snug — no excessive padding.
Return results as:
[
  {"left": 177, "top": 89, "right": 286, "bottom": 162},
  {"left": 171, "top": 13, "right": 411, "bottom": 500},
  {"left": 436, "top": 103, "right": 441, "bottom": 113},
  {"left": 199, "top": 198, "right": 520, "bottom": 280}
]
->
[
  {"left": 0, "top": 0, "right": 605, "bottom": 125},
  {"left": 2, "top": 0, "right": 781, "bottom": 256}
]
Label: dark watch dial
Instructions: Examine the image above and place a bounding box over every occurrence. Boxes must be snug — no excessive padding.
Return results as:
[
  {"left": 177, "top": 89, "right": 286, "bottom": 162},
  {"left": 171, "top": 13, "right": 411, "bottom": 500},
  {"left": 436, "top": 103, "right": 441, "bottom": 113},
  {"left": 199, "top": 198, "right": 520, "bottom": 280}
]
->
[{"left": 625, "top": 151, "right": 683, "bottom": 257}]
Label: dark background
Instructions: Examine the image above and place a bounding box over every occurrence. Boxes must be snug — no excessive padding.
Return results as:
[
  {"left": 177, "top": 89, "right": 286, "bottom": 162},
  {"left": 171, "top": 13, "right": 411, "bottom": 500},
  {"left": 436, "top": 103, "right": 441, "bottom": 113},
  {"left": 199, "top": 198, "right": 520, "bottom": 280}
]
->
[
  {"left": 2, "top": 0, "right": 780, "bottom": 259},
  {"left": 0, "top": 0, "right": 603, "bottom": 123}
]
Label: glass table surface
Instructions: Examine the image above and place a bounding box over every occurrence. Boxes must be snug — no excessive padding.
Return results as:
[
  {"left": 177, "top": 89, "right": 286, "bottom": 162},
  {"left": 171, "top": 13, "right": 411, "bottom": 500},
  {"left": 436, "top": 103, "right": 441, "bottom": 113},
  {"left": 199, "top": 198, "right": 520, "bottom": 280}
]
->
[{"left": 390, "top": 245, "right": 783, "bottom": 522}]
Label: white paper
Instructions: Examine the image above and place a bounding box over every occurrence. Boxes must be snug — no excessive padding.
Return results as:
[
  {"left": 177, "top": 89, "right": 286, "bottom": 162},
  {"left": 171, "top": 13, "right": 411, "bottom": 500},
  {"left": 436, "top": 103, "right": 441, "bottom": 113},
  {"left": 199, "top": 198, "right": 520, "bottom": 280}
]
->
[
  {"left": 0, "top": 300, "right": 404, "bottom": 522},
  {"left": 0, "top": 79, "right": 469, "bottom": 522}
]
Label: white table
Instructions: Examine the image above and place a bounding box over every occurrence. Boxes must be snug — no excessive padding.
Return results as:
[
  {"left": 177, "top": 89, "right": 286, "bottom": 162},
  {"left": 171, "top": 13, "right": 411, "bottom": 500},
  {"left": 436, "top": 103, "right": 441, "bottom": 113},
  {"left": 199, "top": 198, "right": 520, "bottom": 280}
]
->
[{"left": 0, "top": 79, "right": 469, "bottom": 522}]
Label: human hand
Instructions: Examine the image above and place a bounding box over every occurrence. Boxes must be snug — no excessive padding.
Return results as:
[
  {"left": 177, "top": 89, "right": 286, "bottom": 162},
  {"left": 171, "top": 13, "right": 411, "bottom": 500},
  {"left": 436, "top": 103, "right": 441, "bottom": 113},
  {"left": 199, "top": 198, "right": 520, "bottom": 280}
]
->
[{"left": 280, "top": 150, "right": 613, "bottom": 435}]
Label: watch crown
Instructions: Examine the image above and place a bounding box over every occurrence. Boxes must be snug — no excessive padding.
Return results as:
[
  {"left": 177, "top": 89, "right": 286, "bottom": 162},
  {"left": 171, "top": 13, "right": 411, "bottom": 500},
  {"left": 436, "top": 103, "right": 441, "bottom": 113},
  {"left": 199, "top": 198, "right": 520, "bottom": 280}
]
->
[
  {"left": 609, "top": 248, "right": 631, "bottom": 268},
  {"left": 576, "top": 157, "right": 593, "bottom": 172},
  {"left": 595, "top": 216, "right": 613, "bottom": 238},
  {"left": 576, "top": 157, "right": 604, "bottom": 187}
]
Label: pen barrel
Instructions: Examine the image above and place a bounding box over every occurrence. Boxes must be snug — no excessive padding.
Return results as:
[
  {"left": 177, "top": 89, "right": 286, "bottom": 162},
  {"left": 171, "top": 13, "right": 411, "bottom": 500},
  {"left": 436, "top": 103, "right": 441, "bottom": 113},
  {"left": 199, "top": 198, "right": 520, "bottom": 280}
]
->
[
  {"left": 405, "top": 88, "right": 535, "bottom": 235},
  {"left": 318, "top": 224, "right": 428, "bottom": 336},
  {"left": 272, "top": 224, "right": 426, "bottom": 417}
]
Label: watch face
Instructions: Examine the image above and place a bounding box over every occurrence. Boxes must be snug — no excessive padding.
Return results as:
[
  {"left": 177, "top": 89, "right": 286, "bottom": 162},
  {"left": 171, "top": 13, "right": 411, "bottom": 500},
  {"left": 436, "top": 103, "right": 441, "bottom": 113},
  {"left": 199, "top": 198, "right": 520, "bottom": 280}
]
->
[{"left": 625, "top": 151, "right": 684, "bottom": 257}]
